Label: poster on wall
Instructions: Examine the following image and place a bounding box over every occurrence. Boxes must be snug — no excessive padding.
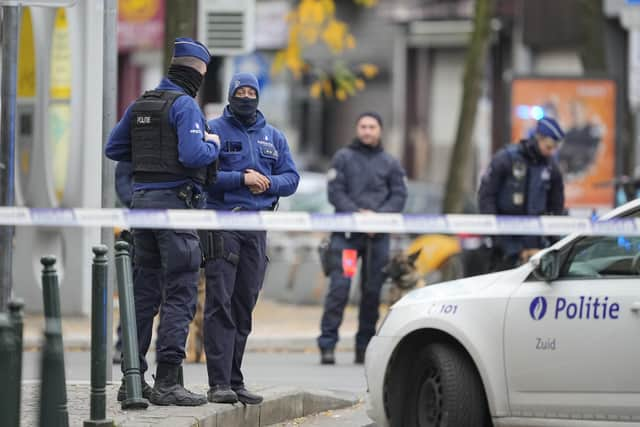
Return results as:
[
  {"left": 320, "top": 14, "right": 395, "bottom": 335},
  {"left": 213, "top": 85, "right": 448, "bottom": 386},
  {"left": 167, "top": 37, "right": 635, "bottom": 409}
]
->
[
  {"left": 511, "top": 78, "right": 616, "bottom": 210},
  {"left": 118, "top": 0, "right": 165, "bottom": 52}
]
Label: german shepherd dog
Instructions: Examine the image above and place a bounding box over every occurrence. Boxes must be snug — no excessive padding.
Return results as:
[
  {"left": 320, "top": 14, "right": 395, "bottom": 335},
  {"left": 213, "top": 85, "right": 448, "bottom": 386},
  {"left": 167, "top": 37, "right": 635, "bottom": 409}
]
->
[{"left": 383, "top": 249, "right": 424, "bottom": 305}]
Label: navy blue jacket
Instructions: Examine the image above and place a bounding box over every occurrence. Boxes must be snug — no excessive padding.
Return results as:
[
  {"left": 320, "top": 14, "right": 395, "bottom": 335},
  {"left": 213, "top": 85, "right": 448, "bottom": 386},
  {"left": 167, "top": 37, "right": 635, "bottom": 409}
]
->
[
  {"left": 328, "top": 140, "right": 407, "bottom": 213},
  {"left": 105, "top": 78, "right": 219, "bottom": 191},
  {"left": 478, "top": 138, "right": 564, "bottom": 256},
  {"left": 206, "top": 107, "right": 299, "bottom": 210},
  {"left": 115, "top": 161, "right": 133, "bottom": 208}
]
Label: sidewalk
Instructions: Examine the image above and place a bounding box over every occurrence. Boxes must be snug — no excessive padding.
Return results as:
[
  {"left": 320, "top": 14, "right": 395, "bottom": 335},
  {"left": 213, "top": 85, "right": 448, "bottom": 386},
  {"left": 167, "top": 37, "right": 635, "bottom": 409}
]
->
[
  {"left": 23, "top": 299, "right": 383, "bottom": 352},
  {"left": 20, "top": 382, "right": 360, "bottom": 427}
]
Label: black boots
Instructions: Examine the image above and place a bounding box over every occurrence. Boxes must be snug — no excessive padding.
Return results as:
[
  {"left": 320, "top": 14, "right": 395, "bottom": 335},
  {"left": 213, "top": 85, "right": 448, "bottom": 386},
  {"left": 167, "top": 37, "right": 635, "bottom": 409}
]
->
[
  {"left": 320, "top": 348, "right": 335, "bottom": 365},
  {"left": 207, "top": 385, "right": 263, "bottom": 405},
  {"left": 208, "top": 385, "right": 238, "bottom": 404},
  {"left": 149, "top": 363, "right": 207, "bottom": 406},
  {"left": 234, "top": 387, "right": 263, "bottom": 405},
  {"left": 355, "top": 348, "right": 366, "bottom": 364},
  {"left": 117, "top": 377, "right": 153, "bottom": 402}
]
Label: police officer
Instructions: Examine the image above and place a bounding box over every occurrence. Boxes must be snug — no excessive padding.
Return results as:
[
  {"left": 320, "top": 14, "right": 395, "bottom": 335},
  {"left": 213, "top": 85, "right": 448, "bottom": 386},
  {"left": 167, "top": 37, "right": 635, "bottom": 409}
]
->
[
  {"left": 203, "top": 72, "right": 299, "bottom": 404},
  {"left": 318, "top": 112, "right": 408, "bottom": 365},
  {"left": 105, "top": 38, "right": 219, "bottom": 406},
  {"left": 478, "top": 117, "right": 565, "bottom": 270}
]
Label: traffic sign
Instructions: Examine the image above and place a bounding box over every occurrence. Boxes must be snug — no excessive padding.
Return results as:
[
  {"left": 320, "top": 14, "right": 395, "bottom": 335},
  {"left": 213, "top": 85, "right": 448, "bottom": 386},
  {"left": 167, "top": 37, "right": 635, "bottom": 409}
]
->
[{"left": 0, "top": 0, "right": 76, "bottom": 6}]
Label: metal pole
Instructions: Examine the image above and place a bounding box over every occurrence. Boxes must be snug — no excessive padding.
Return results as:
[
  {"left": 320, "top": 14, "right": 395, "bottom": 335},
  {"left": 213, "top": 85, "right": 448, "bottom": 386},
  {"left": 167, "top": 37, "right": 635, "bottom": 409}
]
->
[
  {"left": 39, "top": 320, "right": 69, "bottom": 427},
  {"left": 40, "top": 256, "right": 69, "bottom": 425},
  {"left": 115, "top": 241, "right": 148, "bottom": 410},
  {"left": 0, "top": 5, "right": 20, "bottom": 311},
  {"left": 8, "top": 299, "right": 24, "bottom": 427},
  {"left": 101, "top": 0, "right": 118, "bottom": 381},
  {"left": 84, "top": 246, "right": 112, "bottom": 427},
  {"left": 0, "top": 313, "right": 18, "bottom": 427}
]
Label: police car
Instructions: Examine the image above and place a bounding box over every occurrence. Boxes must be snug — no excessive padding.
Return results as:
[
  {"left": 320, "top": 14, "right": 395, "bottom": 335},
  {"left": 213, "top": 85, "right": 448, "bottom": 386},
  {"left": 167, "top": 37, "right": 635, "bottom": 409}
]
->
[{"left": 365, "top": 199, "right": 640, "bottom": 427}]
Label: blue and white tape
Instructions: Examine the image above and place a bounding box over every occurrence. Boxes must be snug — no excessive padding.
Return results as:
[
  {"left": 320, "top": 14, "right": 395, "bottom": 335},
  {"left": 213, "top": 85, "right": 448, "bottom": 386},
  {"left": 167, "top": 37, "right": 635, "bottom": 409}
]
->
[{"left": 0, "top": 207, "right": 638, "bottom": 236}]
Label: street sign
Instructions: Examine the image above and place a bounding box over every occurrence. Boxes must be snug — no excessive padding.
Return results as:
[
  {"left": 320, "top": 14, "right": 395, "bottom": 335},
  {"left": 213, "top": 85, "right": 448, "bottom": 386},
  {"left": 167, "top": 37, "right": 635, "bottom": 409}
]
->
[{"left": 0, "top": 0, "right": 76, "bottom": 6}]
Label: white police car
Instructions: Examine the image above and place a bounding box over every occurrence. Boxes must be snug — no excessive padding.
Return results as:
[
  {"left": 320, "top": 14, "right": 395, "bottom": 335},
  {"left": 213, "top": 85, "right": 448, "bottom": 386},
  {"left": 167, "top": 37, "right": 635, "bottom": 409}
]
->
[{"left": 365, "top": 200, "right": 640, "bottom": 427}]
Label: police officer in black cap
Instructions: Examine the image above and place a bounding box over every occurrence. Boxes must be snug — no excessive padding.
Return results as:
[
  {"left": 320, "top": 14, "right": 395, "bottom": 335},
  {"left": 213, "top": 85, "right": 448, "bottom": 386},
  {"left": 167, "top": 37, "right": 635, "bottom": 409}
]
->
[
  {"left": 105, "top": 37, "right": 219, "bottom": 406},
  {"left": 478, "top": 117, "right": 565, "bottom": 270},
  {"left": 318, "top": 112, "right": 407, "bottom": 365}
]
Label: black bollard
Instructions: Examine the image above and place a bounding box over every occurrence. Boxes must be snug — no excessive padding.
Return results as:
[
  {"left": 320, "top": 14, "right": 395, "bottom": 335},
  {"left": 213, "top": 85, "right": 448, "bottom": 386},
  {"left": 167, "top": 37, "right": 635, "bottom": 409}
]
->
[
  {"left": 8, "top": 299, "right": 24, "bottom": 427},
  {"left": 0, "top": 313, "right": 19, "bottom": 427},
  {"left": 84, "top": 246, "right": 113, "bottom": 427},
  {"left": 40, "top": 256, "right": 69, "bottom": 427},
  {"left": 115, "top": 241, "right": 148, "bottom": 410},
  {"left": 39, "top": 320, "right": 69, "bottom": 427},
  {"left": 41, "top": 256, "right": 62, "bottom": 319}
]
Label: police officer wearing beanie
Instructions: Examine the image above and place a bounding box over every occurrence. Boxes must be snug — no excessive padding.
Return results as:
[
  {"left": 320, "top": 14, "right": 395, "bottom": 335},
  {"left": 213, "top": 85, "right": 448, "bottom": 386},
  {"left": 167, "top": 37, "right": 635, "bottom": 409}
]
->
[
  {"left": 317, "top": 112, "right": 408, "bottom": 365},
  {"left": 203, "top": 72, "right": 299, "bottom": 404},
  {"left": 105, "top": 37, "right": 219, "bottom": 406},
  {"left": 478, "top": 117, "right": 566, "bottom": 270}
]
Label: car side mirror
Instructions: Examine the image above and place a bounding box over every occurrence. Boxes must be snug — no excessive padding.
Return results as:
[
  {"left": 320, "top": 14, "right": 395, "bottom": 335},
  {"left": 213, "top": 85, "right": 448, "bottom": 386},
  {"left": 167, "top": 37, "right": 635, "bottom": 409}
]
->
[{"left": 531, "top": 249, "right": 560, "bottom": 282}]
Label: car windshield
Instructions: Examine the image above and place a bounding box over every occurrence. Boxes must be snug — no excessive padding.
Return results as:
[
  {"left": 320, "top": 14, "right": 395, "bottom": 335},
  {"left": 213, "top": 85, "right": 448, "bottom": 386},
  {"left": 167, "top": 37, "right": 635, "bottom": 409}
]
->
[{"left": 561, "top": 205, "right": 640, "bottom": 278}]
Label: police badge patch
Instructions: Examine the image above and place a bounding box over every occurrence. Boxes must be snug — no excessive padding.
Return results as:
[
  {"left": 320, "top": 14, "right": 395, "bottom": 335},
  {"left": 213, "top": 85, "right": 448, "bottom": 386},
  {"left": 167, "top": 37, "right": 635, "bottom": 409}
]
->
[{"left": 512, "top": 161, "right": 527, "bottom": 180}]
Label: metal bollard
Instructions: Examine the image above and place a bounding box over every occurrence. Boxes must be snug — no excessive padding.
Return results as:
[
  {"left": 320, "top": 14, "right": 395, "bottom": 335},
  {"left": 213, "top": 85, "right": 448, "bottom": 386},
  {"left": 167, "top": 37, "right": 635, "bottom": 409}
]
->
[
  {"left": 39, "top": 320, "right": 69, "bottom": 427},
  {"left": 9, "top": 299, "right": 24, "bottom": 427},
  {"left": 40, "top": 256, "right": 69, "bottom": 427},
  {"left": 0, "top": 313, "right": 19, "bottom": 427},
  {"left": 84, "top": 246, "right": 113, "bottom": 427},
  {"left": 115, "top": 241, "right": 148, "bottom": 410}
]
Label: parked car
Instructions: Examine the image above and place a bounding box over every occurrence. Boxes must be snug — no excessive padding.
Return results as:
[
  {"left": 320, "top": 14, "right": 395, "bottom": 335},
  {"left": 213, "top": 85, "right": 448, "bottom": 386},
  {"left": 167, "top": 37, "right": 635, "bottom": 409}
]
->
[{"left": 365, "top": 199, "right": 640, "bottom": 427}]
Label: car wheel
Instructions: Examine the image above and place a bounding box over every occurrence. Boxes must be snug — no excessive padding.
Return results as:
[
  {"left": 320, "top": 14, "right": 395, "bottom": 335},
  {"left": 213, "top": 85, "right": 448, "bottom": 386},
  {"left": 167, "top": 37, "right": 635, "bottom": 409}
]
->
[{"left": 405, "top": 342, "right": 488, "bottom": 427}]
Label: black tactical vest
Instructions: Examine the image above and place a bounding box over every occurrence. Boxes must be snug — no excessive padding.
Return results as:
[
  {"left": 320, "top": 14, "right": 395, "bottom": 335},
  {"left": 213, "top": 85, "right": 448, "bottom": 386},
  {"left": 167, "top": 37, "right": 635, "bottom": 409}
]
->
[{"left": 130, "top": 90, "right": 208, "bottom": 185}]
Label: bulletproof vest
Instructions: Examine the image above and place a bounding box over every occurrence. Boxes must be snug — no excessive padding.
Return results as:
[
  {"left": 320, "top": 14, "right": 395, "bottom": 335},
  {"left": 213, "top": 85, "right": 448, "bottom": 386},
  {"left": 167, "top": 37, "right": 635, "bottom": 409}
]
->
[
  {"left": 497, "top": 145, "right": 550, "bottom": 216},
  {"left": 130, "top": 90, "right": 209, "bottom": 185}
]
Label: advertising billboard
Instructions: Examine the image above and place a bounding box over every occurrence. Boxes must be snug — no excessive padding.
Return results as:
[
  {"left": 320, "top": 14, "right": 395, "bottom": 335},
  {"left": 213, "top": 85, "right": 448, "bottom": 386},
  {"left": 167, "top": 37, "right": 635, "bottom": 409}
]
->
[{"left": 511, "top": 78, "right": 617, "bottom": 209}]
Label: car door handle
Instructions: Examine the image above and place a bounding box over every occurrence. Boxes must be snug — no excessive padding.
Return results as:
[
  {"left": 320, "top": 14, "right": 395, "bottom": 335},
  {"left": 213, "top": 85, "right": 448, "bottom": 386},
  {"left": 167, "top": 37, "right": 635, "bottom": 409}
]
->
[{"left": 631, "top": 302, "right": 640, "bottom": 313}]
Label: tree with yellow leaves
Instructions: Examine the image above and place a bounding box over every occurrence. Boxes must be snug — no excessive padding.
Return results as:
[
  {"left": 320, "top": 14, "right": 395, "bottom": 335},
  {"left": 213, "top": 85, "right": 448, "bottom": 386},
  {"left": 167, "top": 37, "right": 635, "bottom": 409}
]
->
[{"left": 272, "top": 0, "right": 379, "bottom": 101}]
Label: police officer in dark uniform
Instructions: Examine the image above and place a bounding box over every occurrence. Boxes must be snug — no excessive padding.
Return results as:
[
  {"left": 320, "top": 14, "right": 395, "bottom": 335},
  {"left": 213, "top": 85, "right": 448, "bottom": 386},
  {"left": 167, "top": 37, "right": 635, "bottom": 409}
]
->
[
  {"left": 203, "top": 72, "right": 299, "bottom": 404},
  {"left": 105, "top": 38, "right": 219, "bottom": 406},
  {"left": 318, "top": 112, "right": 408, "bottom": 365},
  {"left": 478, "top": 117, "right": 565, "bottom": 270}
]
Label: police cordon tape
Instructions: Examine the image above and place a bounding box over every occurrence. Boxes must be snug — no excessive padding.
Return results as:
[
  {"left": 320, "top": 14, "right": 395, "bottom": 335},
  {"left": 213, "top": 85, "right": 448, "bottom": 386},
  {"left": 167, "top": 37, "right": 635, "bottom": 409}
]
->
[{"left": 0, "top": 207, "right": 639, "bottom": 236}]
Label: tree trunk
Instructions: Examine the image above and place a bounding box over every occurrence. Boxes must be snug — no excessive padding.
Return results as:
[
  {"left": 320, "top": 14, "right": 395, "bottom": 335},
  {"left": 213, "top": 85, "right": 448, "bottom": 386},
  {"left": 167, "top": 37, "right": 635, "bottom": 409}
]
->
[
  {"left": 578, "top": 0, "right": 606, "bottom": 73},
  {"left": 442, "top": 0, "right": 495, "bottom": 213},
  {"left": 163, "top": 0, "right": 198, "bottom": 71}
]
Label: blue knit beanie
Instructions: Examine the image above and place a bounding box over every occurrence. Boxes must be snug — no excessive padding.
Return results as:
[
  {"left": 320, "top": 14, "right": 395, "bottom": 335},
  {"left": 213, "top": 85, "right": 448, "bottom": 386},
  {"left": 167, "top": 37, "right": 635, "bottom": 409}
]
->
[
  {"left": 228, "top": 72, "right": 260, "bottom": 100},
  {"left": 536, "top": 117, "right": 565, "bottom": 142}
]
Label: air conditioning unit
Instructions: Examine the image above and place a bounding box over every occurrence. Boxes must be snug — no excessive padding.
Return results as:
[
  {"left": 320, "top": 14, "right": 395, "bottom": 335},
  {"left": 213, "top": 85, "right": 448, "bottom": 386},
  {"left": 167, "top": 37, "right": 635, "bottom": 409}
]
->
[{"left": 198, "top": 0, "right": 255, "bottom": 56}]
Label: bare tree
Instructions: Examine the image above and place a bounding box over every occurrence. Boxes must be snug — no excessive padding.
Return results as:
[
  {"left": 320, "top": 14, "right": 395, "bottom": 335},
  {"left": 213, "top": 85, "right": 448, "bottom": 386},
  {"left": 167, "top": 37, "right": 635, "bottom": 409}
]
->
[{"left": 442, "top": 0, "right": 495, "bottom": 213}]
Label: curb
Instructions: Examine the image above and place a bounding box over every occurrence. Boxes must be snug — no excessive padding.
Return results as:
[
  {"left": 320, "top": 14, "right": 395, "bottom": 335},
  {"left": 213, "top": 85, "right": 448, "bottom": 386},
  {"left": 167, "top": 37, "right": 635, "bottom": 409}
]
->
[{"left": 114, "top": 386, "right": 359, "bottom": 427}]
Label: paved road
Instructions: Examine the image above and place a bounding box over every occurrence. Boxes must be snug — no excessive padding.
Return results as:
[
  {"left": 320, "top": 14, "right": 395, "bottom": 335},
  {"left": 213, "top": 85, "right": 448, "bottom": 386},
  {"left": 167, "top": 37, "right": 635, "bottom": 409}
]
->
[
  {"left": 267, "top": 402, "right": 375, "bottom": 426},
  {"left": 22, "top": 350, "right": 377, "bottom": 425},
  {"left": 23, "top": 350, "right": 367, "bottom": 393}
]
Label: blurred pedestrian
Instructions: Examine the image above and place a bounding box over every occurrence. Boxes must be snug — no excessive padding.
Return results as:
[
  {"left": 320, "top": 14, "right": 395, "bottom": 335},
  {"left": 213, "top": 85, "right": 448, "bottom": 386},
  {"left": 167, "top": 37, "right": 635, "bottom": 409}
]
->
[
  {"left": 203, "top": 72, "right": 299, "bottom": 404},
  {"left": 317, "top": 112, "right": 408, "bottom": 365},
  {"left": 478, "top": 117, "right": 565, "bottom": 270},
  {"left": 105, "top": 37, "right": 219, "bottom": 406}
]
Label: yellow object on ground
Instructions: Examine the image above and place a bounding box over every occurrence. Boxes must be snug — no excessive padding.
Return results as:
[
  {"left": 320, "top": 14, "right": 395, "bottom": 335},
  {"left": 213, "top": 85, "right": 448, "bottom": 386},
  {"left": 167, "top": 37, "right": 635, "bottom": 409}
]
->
[{"left": 406, "top": 235, "right": 461, "bottom": 275}]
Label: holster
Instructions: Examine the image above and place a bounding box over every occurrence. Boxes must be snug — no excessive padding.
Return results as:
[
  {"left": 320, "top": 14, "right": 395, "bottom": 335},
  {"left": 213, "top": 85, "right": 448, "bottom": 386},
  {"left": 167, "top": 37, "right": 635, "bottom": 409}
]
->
[
  {"left": 176, "top": 183, "right": 203, "bottom": 209},
  {"left": 199, "top": 230, "right": 239, "bottom": 266},
  {"left": 318, "top": 237, "right": 332, "bottom": 277}
]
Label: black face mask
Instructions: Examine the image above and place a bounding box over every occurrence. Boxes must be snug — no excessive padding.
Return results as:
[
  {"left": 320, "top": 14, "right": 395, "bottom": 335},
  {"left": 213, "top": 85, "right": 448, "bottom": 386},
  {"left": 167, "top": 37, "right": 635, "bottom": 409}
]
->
[
  {"left": 229, "top": 96, "right": 259, "bottom": 123},
  {"left": 167, "top": 64, "right": 203, "bottom": 98}
]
